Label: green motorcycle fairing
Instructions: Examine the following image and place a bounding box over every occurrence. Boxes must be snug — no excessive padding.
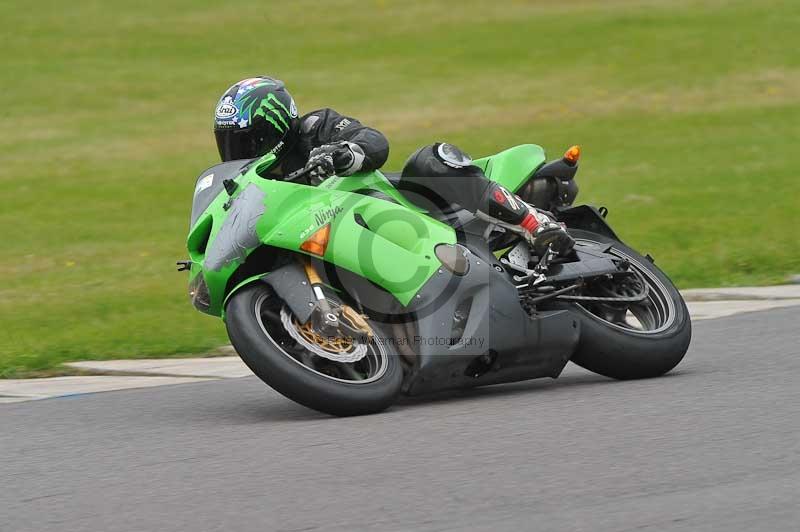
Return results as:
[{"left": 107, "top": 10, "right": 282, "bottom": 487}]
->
[
  {"left": 188, "top": 155, "right": 454, "bottom": 316},
  {"left": 187, "top": 145, "right": 547, "bottom": 317},
  {"left": 473, "top": 143, "right": 546, "bottom": 192}
]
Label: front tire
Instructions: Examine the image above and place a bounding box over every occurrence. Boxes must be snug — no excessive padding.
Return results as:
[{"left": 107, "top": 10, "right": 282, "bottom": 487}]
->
[
  {"left": 225, "top": 284, "right": 404, "bottom": 416},
  {"left": 558, "top": 229, "right": 692, "bottom": 379}
]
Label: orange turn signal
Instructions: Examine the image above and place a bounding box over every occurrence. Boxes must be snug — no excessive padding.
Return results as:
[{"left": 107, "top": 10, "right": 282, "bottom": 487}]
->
[
  {"left": 300, "top": 224, "right": 331, "bottom": 257},
  {"left": 563, "top": 145, "right": 581, "bottom": 165}
]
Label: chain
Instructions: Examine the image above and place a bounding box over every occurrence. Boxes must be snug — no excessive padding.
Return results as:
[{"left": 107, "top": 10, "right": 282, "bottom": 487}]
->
[
  {"left": 521, "top": 269, "right": 650, "bottom": 304},
  {"left": 555, "top": 292, "right": 648, "bottom": 303},
  {"left": 556, "top": 270, "right": 649, "bottom": 303}
]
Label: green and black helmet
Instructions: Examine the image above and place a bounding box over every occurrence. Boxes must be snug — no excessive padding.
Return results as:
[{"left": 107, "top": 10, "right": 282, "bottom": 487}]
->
[{"left": 213, "top": 76, "right": 299, "bottom": 162}]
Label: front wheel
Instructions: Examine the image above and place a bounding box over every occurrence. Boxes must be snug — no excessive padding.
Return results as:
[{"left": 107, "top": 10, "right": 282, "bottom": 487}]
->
[
  {"left": 225, "top": 284, "right": 404, "bottom": 416},
  {"left": 555, "top": 229, "right": 692, "bottom": 379}
]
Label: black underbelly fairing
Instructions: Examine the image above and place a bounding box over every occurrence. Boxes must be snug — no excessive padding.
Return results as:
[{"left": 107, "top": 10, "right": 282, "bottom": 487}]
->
[{"left": 400, "top": 241, "right": 579, "bottom": 395}]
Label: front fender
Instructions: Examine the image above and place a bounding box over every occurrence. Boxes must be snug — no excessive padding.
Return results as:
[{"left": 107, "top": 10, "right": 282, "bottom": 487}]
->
[{"left": 222, "top": 262, "right": 317, "bottom": 323}]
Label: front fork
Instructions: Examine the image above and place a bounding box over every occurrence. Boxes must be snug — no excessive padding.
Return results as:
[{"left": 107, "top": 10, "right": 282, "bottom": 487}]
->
[
  {"left": 301, "top": 258, "right": 373, "bottom": 342},
  {"left": 302, "top": 258, "right": 340, "bottom": 334}
]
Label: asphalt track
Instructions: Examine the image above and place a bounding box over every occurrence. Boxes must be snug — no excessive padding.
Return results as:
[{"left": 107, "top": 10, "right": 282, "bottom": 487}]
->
[{"left": 2, "top": 307, "right": 799, "bottom": 532}]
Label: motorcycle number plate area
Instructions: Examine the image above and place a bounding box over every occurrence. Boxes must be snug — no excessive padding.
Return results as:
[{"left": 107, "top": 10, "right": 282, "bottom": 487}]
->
[
  {"left": 190, "top": 159, "right": 251, "bottom": 227},
  {"left": 204, "top": 183, "right": 266, "bottom": 272}
]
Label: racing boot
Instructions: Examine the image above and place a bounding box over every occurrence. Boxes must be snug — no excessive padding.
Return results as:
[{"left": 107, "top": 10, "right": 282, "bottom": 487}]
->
[{"left": 477, "top": 182, "right": 574, "bottom": 257}]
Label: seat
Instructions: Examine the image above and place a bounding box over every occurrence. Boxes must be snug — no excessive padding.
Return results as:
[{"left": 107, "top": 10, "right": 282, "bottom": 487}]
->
[
  {"left": 380, "top": 170, "right": 475, "bottom": 228},
  {"left": 382, "top": 144, "right": 545, "bottom": 228}
]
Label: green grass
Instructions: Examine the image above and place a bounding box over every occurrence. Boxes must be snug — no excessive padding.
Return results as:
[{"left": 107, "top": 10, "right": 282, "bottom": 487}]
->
[{"left": 1, "top": 0, "right": 799, "bottom": 376}]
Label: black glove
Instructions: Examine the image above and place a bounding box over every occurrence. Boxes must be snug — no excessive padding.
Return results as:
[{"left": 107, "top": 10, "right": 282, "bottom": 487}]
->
[
  {"left": 303, "top": 151, "right": 337, "bottom": 184},
  {"left": 308, "top": 141, "right": 366, "bottom": 177}
]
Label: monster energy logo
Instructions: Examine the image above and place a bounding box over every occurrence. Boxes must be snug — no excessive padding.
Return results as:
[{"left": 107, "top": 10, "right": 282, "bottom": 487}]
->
[
  {"left": 239, "top": 93, "right": 296, "bottom": 133},
  {"left": 256, "top": 94, "right": 290, "bottom": 132}
]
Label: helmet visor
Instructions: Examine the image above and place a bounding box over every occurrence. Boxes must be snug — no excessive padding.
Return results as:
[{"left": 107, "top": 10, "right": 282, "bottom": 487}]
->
[
  {"left": 215, "top": 128, "right": 256, "bottom": 161},
  {"left": 215, "top": 121, "right": 288, "bottom": 162}
]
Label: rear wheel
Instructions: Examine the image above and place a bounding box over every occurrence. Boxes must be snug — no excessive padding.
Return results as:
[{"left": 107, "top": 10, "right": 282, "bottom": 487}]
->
[
  {"left": 555, "top": 229, "right": 692, "bottom": 379},
  {"left": 225, "top": 284, "right": 403, "bottom": 416}
]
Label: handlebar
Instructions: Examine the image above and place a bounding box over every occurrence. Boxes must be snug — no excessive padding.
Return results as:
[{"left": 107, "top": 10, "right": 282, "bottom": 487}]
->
[{"left": 284, "top": 166, "right": 314, "bottom": 183}]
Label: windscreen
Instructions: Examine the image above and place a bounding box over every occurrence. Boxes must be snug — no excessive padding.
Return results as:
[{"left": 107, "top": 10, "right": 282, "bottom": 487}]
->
[{"left": 190, "top": 159, "right": 252, "bottom": 227}]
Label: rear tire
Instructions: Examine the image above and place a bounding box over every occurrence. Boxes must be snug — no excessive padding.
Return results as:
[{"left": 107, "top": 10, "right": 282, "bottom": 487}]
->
[
  {"left": 225, "top": 284, "right": 404, "bottom": 416},
  {"left": 558, "top": 230, "right": 692, "bottom": 379}
]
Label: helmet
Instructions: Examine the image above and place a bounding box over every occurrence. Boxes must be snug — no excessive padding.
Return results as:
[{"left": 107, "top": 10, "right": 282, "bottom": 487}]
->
[{"left": 213, "top": 76, "right": 299, "bottom": 162}]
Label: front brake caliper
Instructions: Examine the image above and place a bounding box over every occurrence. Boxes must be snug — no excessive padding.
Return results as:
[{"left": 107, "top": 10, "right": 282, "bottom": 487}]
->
[{"left": 340, "top": 305, "right": 373, "bottom": 343}]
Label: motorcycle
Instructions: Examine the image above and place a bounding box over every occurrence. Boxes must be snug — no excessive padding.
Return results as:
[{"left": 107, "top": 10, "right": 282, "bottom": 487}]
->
[{"left": 180, "top": 143, "right": 691, "bottom": 416}]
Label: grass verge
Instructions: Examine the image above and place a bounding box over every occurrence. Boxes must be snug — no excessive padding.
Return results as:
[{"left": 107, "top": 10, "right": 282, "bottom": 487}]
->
[{"left": 1, "top": 0, "right": 798, "bottom": 376}]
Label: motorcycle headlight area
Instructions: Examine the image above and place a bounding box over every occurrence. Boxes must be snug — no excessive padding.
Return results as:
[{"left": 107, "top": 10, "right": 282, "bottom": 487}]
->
[{"left": 188, "top": 274, "right": 211, "bottom": 312}]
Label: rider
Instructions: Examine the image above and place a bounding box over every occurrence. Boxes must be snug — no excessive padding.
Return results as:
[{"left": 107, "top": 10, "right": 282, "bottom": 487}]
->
[{"left": 213, "top": 76, "right": 573, "bottom": 255}]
